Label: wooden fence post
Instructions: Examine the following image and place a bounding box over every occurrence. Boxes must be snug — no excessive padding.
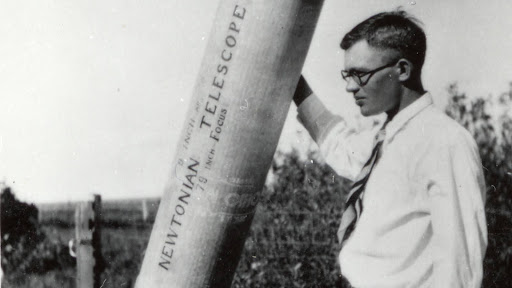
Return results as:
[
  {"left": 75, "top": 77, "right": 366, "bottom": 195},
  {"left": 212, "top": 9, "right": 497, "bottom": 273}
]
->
[
  {"left": 75, "top": 195, "right": 103, "bottom": 288},
  {"left": 92, "top": 195, "right": 103, "bottom": 288},
  {"left": 75, "top": 201, "right": 94, "bottom": 288}
]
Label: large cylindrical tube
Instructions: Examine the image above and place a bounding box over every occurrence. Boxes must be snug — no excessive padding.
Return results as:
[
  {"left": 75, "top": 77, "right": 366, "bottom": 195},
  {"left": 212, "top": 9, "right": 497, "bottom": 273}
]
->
[{"left": 136, "top": 1, "right": 323, "bottom": 287}]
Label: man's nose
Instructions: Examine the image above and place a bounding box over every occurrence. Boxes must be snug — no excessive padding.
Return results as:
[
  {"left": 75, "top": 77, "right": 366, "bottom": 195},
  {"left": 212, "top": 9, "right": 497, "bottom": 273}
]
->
[{"left": 345, "top": 77, "right": 360, "bottom": 93}]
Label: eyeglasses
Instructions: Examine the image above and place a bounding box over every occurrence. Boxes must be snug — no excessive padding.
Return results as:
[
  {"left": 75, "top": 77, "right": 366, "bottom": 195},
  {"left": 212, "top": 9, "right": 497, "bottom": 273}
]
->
[{"left": 341, "top": 60, "right": 398, "bottom": 86}]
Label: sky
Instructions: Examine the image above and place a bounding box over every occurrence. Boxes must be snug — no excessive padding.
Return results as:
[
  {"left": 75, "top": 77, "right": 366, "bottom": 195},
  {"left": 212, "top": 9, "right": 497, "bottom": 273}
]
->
[{"left": 1, "top": 0, "right": 511, "bottom": 203}]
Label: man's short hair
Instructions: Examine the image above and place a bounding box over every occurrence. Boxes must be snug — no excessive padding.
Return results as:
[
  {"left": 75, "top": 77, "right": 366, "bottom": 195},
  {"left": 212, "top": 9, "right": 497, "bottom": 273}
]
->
[{"left": 340, "top": 10, "right": 427, "bottom": 73}]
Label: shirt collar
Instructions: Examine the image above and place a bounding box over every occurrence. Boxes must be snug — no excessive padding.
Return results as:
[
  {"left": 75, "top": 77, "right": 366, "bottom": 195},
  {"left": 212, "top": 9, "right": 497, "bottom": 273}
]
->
[{"left": 384, "top": 92, "right": 433, "bottom": 142}]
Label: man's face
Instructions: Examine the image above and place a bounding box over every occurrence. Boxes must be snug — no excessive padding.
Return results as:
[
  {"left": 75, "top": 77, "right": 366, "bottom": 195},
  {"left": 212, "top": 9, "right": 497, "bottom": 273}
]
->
[{"left": 343, "top": 40, "right": 401, "bottom": 117}]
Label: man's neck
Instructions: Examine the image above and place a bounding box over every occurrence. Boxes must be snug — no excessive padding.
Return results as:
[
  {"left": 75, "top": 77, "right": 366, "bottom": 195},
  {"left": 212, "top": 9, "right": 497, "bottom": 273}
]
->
[{"left": 386, "top": 86, "right": 425, "bottom": 120}]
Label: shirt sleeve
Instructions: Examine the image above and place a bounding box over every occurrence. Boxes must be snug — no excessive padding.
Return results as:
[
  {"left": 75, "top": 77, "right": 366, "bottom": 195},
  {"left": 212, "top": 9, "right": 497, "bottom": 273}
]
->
[
  {"left": 414, "top": 131, "right": 487, "bottom": 288},
  {"left": 296, "top": 94, "right": 377, "bottom": 181}
]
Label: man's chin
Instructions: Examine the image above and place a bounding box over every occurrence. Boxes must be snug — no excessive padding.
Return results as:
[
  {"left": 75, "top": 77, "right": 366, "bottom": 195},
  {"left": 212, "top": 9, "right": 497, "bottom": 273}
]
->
[
  {"left": 359, "top": 107, "right": 372, "bottom": 117},
  {"left": 359, "top": 108, "right": 382, "bottom": 117}
]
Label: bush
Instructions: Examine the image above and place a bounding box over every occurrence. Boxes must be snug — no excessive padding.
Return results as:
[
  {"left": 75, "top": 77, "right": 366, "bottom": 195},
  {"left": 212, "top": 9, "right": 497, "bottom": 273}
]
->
[
  {"left": 1, "top": 187, "right": 44, "bottom": 274},
  {"left": 233, "top": 150, "right": 352, "bottom": 287},
  {"left": 1, "top": 187, "right": 74, "bottom": 279}
]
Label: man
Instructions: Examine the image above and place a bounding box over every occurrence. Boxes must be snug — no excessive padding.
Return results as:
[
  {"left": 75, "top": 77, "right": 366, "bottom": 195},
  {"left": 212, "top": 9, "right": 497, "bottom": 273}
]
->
[{"left": 293, "top": 11, "right": 487, "bottom": 288}]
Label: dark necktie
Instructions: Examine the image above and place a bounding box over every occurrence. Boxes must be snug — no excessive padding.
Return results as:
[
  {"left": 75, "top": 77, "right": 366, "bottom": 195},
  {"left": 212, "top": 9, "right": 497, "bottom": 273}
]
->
[{"left": 337, "top": 124, "right": 387, "bottom": 244}]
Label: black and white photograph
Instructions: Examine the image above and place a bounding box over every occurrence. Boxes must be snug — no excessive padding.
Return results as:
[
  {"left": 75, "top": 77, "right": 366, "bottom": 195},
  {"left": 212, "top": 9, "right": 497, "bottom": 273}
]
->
[{"left": 1, "top": 0, "right": 511, "bottom": 287}]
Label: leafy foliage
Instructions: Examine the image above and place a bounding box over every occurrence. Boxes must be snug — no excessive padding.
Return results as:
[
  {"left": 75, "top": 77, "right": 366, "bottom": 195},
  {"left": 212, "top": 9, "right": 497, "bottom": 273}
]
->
[
  {"left": 233, "top": 150, "right": 352, "bottom": 287},
  {"left": 1, "top": 187, "right": 74, "bottom": 278},
  {"left": 445, "top": 83, "right": 512, "bottom": 288}
]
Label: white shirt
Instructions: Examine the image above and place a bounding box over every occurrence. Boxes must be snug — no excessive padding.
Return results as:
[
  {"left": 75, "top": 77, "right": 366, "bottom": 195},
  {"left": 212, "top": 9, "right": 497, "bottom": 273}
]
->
[{"left": 297, "top": 93, "right": 487, "bottom": 288}]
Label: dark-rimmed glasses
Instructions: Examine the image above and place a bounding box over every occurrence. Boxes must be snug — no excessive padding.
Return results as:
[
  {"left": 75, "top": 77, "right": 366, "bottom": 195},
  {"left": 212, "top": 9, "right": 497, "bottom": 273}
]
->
[{"left": 341, "top": 60, "right": 398, "bottom": 86}]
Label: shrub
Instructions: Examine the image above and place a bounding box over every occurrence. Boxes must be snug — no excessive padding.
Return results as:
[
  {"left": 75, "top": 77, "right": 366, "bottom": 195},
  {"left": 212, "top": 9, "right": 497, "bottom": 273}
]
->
[
  {"left": 1, "top": 187, "right": 74, "bottom": 279},
  {"left": 233, "top": 150, "right": 352, "bottom": 287},
  {"left": 1, "top": 187, "right": 44, "bottom": 274}
]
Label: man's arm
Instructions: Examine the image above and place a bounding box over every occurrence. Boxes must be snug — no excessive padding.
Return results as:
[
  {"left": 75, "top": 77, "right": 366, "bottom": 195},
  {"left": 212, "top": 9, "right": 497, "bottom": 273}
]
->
[
  {"left": 415, "top": 131, "right": 487, "bottom": 288},
  {"left": 293, "top": 76, "right": 341, "bottom": 144},
  {"left": 292, "top": 76, "right": 376, "bottom": 181}
]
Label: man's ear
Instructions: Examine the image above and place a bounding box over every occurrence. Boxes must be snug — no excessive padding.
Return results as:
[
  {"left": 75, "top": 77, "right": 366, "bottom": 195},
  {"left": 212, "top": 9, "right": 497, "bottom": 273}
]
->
[{"left": 397, "top": 58, "right": 413, "bottom": 82}]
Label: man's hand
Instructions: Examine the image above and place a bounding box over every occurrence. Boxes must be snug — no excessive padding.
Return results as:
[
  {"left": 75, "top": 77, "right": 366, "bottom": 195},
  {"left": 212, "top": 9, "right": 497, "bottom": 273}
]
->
[{"left": 293, "top": 75, "right": 313, "bottom": 106}]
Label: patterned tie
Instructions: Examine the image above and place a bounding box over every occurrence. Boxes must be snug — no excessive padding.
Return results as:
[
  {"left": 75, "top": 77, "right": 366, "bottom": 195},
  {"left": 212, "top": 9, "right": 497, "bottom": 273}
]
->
[{"left": 337, "top": 123, "right": 387, "bottom": 244}]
